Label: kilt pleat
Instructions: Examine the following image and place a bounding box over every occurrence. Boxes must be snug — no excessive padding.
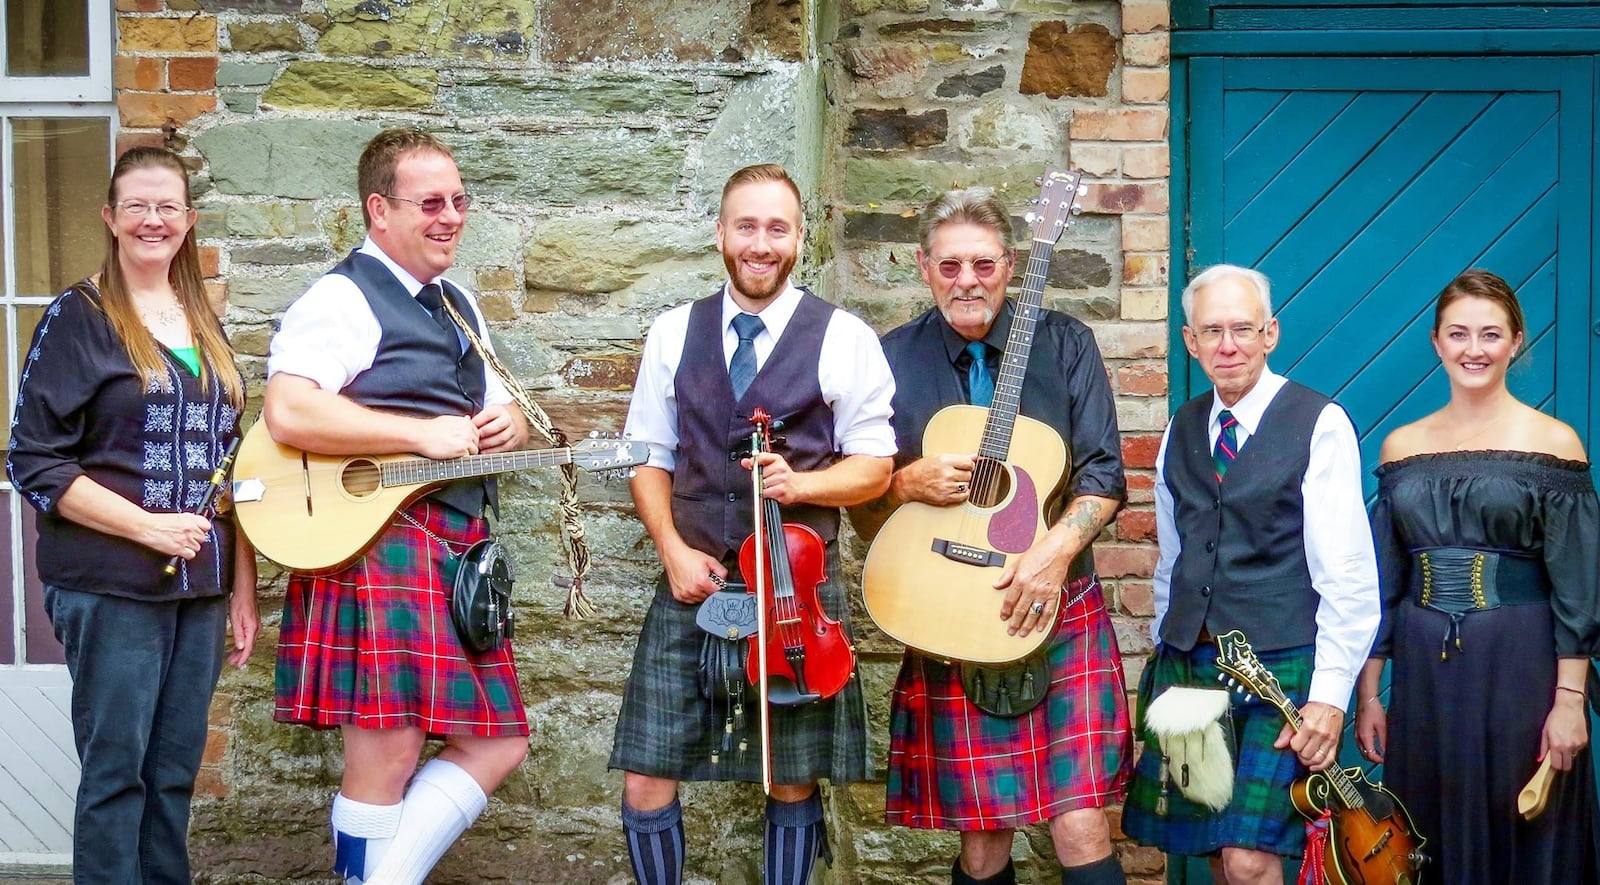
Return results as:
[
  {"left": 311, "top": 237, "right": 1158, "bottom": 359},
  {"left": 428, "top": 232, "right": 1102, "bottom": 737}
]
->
[
  {"left": 273, "top": 499, "right": 528, "bottom": 737},
  {"left": 885, "top": 578, "right": 1133, "bottom": 831},
  {"left": 609, "top": 543, "right": 868, "bottom": 785},
  {"left": 1122, "top": 642, "right": 1311, "bottom": 857}
]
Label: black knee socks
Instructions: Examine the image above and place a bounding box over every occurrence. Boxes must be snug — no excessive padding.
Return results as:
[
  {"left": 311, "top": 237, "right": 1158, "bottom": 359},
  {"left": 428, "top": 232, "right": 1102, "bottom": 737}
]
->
[
  {"left": 622, "top": 799, "right": 685, "bottom": 885},
  {"left": 1061, "top": 854, "right": 1126, "bottom": 885},
  {"left": 952, "top": 855, "right": 1016, "bottom": 885},
  {"left": 765, "top": 792, "right": 825, "bottom": 885}
]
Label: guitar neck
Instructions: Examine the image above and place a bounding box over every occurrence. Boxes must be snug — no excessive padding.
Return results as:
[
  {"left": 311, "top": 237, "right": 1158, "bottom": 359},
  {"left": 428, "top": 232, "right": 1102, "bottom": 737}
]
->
[
  {"left": 380, "top": 447, "right": 572, "bottom": 487},
  {"left": 978, "top": 239, "right": 1053, "bottom": 461}
]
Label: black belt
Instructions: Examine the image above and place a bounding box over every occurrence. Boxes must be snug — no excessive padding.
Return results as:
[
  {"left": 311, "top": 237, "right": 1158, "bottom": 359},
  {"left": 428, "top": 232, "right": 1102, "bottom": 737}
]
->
[{"left": 1408, "top": 546, "right": 1550, "bottom": 659}]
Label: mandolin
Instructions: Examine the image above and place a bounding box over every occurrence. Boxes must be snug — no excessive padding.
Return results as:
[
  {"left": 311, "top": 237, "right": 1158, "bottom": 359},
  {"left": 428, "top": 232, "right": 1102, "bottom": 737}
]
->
[
  {"left": 860, "top": 168, "right": 1086, "bottom": 663},
  {"left": 230, "top": 421, "right": 644, "bottom": 570},
  {"left": 1214, "top": 630, "right": 1428, "bottom": 885}
]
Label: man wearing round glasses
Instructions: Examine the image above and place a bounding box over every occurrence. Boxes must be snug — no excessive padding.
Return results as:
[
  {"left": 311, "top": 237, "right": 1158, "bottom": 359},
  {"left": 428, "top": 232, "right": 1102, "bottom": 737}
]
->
[
  {"left": 851, "top": 187, "right": 1131, "bottom": 885},
  {"left": 1121, "top": 264, "right": 1379, "bottom": 885},
  {"left": 263, "top": 129, "right": 532, "bottom": 884}
]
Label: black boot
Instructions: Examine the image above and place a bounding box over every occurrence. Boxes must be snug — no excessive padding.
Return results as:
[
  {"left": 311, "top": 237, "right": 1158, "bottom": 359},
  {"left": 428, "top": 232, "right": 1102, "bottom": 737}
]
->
[{"left": 1061, "top": 853, "right": 1126, "bottom": 885}]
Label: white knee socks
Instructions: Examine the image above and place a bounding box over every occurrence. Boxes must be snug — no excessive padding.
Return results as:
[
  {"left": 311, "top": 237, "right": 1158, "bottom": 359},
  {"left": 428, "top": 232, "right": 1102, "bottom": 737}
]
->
[
  {"left": 364, "top": 758, "right": 488, "bottom": 885},
  {"left": 331, "top": 793, "right": 401, "bottom": 884}
]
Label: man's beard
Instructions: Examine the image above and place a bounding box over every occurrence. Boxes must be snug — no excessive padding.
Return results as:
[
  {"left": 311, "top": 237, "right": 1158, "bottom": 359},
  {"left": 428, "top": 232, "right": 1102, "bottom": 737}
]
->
[
  {"left": 724, "top": 249, "right": 797, "bottom": 302},
  {"left": 939, "top": 285, "right": 997, "bottom": 329}
]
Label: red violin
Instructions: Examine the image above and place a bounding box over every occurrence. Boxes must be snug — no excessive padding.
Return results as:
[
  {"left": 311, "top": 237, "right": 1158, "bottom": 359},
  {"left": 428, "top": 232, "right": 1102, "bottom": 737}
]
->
[{"left": 738, "top": 408, "right": 855, "bottom": 708}]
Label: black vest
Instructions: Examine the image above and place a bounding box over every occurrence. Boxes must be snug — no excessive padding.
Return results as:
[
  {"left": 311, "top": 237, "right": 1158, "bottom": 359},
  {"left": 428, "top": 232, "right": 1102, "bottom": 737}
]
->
[
  {"left": 1161, "top": 380, "right": 1335, "bottom": 652},
  {"left": 332, "top": 250, "right": 493, "bottom": 516},
  {"left": 670, "top": 291, "right": 840, "bottom": 559}
]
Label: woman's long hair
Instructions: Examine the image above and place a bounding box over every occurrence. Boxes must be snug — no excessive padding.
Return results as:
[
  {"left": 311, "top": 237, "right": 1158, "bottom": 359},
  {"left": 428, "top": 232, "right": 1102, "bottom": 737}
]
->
[{"left": 97, "top": 147, "right": 243, "bottom": 409}]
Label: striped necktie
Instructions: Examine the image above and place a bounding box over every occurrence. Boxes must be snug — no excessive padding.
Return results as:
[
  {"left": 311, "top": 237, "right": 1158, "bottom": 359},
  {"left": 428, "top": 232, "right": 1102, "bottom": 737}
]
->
[
  {"left": 728, "top": 313, "right": 764, "bottom": 399},
  {"left": 1213, "top": 409, "right": 1240, "bottom": 480}
]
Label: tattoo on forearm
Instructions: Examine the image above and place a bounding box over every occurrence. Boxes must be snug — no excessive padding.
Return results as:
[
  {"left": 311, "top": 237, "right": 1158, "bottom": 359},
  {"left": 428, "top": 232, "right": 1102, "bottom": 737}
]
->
[{"left": 1058, "top": 498, "right": 1105, "bottom": 538}]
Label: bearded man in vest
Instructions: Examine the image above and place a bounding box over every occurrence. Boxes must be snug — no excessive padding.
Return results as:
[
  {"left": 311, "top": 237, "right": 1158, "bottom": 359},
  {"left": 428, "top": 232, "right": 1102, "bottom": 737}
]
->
[
  {"left": 265, "top": 129, "right": 532, "bottom": 884},
  {"left": 610, "top": 163, "right": 896, "bottom": 885},
  {"left": 1121, "top": 264, "right": 1381, "bottom": 884}
]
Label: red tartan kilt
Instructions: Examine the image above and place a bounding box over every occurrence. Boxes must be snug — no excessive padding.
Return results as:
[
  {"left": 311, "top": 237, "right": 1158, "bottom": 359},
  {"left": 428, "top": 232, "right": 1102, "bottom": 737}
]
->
[
  {"left": 272, "top": 499, "right": 528, "bottom": 737},
  {"left": 885, "top": 577, "right": 1132, "bottom": 830}
]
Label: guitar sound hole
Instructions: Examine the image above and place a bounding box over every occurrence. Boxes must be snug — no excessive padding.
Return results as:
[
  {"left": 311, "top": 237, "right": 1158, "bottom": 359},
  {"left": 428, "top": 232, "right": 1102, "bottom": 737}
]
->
[
  {"left": 340, "top": 459, "right": 382, "bottom": 498},
  {"left": 968, "top": 457, "right": 1011, "bottom": 508}
]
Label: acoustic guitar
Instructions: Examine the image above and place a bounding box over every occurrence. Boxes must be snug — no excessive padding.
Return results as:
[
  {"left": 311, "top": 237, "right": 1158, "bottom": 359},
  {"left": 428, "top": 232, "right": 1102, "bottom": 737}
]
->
[
  {"left": 860, "top": 168, "right": 1087, "bottom": 663},
  {"left": 1214, "top": 630, "right": 1428, "bottom": 885},
  {"left": 231, "top": 421, "right": 645, "bottom": 570}
]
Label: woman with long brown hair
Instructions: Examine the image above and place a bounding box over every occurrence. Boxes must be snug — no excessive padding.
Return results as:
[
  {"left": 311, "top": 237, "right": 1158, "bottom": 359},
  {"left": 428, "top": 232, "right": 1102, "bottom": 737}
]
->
[
  {"left": 6, "top": 146, "right": 257, "bottom": 883},
  {"left": 1355, "top": 269, "right": 1600, "bottom": 883}
]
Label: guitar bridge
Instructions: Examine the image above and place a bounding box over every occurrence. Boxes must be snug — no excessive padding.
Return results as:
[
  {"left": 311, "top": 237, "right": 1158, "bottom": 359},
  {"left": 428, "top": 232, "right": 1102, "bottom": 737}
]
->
[{"left": 931, "top": 539, "right": 1005, "bottom": 568}]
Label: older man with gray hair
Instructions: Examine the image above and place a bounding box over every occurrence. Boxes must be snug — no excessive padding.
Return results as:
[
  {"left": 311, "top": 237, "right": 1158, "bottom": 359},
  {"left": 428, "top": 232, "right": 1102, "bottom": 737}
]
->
[{"left": 1121, "top": 264, "right": 1380, "bottom": 884}]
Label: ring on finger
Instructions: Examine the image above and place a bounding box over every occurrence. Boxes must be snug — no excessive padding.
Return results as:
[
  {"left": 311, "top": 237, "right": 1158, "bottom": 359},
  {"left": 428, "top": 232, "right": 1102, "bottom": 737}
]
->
[
  {"left": 1029, "top": 600, "right": 1046, "bottom": 615},
  {"left": 956, "top": 482, "right": 967, "bottom": 493}
]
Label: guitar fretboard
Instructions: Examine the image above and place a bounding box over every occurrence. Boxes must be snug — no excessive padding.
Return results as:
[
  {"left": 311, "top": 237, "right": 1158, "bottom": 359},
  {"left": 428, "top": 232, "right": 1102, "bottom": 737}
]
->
[
  {"left": 380, "top": 447, "right": 574, "bottom": 486},
  {"left": 978, "top": 240, "right": 1054, "bottom": 461}
]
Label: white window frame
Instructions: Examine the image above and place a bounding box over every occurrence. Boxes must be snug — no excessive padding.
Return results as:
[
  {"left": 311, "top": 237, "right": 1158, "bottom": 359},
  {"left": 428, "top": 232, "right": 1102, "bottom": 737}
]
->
[
  {"left": 1, "top": 0, "right": 116, "bottom": 668},
  {"left": 0, "top": 0, "right": 114, "bottom": 102}
]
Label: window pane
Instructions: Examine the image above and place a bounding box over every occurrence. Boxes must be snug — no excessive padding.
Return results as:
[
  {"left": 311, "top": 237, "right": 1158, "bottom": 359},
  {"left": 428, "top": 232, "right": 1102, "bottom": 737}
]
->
[
  {"left": 0, "top": 496, "right": 12, "bottom": 665},
  {"left": 5, "top": 0, "right": 90, "bottom": 77},
  {"left": 12, "top": 117, "right": 108, "bottom": 298},
  {"left": 21, "top": 505, "right": 59, "bottom": 664},
  {"left": 4, "top": 304, "right": 46, "bottom": 452}
]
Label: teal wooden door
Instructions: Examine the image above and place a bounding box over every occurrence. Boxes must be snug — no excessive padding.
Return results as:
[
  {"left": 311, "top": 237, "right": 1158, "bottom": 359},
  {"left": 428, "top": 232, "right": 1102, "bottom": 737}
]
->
[
  {"left": 1181, "top": 56, "right": 1597, "bottom": 493},
  {"left": 1171, "top": 53, "right": 1599, "bottom": 884}
]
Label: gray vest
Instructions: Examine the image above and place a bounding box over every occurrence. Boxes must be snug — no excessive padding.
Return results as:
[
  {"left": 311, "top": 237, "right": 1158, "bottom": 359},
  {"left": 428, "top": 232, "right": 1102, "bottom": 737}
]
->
[
  {"left": 1160, "top": 381, "right": 1335, "bottom": 652},
  {"left": 332, "top": 250, "right": 492, "bottom": 516},
  {"left": 670, "top": 291, "right": 840, "bottom": 559}
]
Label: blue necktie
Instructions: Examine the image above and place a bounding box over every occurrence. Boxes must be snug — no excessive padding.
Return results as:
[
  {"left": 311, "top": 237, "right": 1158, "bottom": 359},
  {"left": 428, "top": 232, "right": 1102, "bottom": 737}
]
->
[
  {"left": 416, "top": 283, "right": 460, "bottom": 353},
  {"left": 1213, "top": 410, "right": 1239, "bottom": 480},
  {"left": 966, "top": 341, "right": 994, "bottom": 407},
  {"left": 728, "top": 313, "right": 765, "bottom": 399}
]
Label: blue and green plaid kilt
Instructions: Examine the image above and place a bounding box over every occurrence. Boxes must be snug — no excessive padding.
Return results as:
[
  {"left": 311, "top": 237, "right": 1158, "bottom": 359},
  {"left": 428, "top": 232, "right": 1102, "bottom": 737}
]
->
[
  {"left": 885, "top": 577, "right": 1133, "bottom": 831},
  {"left": 609, "top": 542, "right": 868, "bottom": 785},
  {"left": 1122, "top": 641, "right": 1313, "bottom": 857},
  {"left": 273, "top": 499, "right": 528, "bottom": 737}
]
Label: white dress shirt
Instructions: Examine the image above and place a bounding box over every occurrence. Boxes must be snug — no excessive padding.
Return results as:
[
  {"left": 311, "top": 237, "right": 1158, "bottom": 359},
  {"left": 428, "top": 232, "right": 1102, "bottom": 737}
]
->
[
  {"left": 624, "top": 284, "right": 897, "bottom": 472},
  {"left": 267, "top": 237, "right": 511, "bottom": 406},
  {"left": 1152, "top": 367, "right": 1380, "bottom": 708}
]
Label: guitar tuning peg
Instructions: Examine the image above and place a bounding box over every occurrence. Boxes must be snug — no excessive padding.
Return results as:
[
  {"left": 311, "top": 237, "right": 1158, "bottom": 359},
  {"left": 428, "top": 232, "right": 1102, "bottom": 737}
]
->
[
  {"left": 1077, "top": 183, "right": 1088, "bottom": 196},
  {"left": 1071, "top": 205, "right": 1084, "bottom": 216},
  {"left": 1024, "top": 211, "right": 1037, "bottom": 224}
]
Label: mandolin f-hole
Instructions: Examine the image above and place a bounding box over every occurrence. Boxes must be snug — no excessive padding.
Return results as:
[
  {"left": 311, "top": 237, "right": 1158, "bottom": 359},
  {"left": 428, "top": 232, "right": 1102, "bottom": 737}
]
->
[{"left": 968, "top": 456, "right": 1012, "bottom": 508}]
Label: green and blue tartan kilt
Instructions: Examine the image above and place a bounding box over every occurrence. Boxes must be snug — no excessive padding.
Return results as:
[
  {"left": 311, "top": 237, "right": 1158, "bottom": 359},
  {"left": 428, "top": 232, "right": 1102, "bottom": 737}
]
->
[
  {"left": 1122, "top": 641, "right": 1313, "bottom": 858},
  {"left": 884, "top": 577, "right": 1132, "bottom": 830},
  {"left": 608, "top": 543, "right": 868, "bottom": 786},
  {"left": 273, "top": 499, "right": 528, "bottom": 737}
]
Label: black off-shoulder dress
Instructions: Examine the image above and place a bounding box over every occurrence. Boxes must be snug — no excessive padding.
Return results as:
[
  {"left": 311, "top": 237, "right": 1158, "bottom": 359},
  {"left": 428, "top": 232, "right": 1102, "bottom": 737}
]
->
[{"left": 1371, "top": 451, "right": 1600, "bottom": 885}]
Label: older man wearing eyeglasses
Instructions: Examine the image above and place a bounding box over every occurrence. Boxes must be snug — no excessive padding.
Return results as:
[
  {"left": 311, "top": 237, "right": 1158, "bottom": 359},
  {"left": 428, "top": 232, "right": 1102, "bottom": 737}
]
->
[
  {"left": 850, "top": 187, "right": 1132, "bottom": 885},
  {"left": 263, "top": 128, "right": 532, "bottom": 885},
  {"left": 1120, "top": 264, "right": 1380, "bottom": 885}
]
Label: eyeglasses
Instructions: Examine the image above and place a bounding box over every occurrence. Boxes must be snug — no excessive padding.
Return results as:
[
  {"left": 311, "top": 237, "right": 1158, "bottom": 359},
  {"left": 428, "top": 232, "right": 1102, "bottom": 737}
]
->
[
  {"left": 114, "top": 201, "right": 190, "bottom": 219},
  {"left": 931, "top": 256, "right": 1007, "bottom": 280},
  {"left": 1194, "top": 324, "right": 1266, "bottom": 344},
  {"left": 384, "top": 193, "right": 473, "bottom": 215}
]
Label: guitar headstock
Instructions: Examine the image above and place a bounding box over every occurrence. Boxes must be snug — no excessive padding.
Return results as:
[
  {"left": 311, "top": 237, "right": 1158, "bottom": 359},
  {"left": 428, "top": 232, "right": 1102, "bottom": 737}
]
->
[
  {"left": 1213, "top": 629, "right": 1296, "bottom": 718},
  {"left": 571, "top": 433, "right": 648, "bottom": 474},
  {"left": 1025, "top": 168, "right": 1086, "bottom": 247}
]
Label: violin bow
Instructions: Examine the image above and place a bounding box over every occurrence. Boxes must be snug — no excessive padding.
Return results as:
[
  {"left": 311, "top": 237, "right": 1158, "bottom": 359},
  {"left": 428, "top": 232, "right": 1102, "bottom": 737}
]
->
[{"left": 749, "top": 417, "right": 774, "bottom": 795}]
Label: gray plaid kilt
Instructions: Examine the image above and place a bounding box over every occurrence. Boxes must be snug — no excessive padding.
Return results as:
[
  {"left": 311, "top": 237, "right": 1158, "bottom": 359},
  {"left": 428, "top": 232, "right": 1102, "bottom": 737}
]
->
[{"left": 609, "top": 542, "right": 868, "bottom": 785}]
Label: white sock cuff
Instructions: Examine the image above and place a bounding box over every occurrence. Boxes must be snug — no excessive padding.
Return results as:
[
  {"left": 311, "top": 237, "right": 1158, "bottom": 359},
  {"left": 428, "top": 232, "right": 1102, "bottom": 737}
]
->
[
  {"left": 413, "top": 759, "right": 488, "bottom": 822},
  {"left": 331, "top": 793, "right": 402, "bottom": 837}
]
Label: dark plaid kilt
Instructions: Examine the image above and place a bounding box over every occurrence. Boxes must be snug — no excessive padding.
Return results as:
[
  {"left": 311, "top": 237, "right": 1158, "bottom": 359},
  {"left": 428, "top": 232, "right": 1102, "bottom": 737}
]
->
[
  {"left": 608, "top": 543, "right": 868, "bottom": 785},
  {"left": 273, "top": 499, "right": 528, "bottom": 737},
  {"left": 1122, "top": 641, "right": 1313, "bottom": 857},
  {"left": 885, "top": 577, "right": 1133, "bottom": 831}
]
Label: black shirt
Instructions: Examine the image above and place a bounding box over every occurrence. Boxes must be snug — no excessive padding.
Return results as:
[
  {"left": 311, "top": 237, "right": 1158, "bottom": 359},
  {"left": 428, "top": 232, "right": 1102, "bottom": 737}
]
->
[{"left": 6, "top": 282, "right": 240, "bottom": 600}]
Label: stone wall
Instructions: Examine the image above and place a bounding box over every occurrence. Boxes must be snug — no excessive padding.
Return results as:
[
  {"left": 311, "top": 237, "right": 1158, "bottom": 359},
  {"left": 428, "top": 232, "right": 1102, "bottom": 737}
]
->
[{"left": 107, "top": 0, "right": 1169, "bottom": 882}]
